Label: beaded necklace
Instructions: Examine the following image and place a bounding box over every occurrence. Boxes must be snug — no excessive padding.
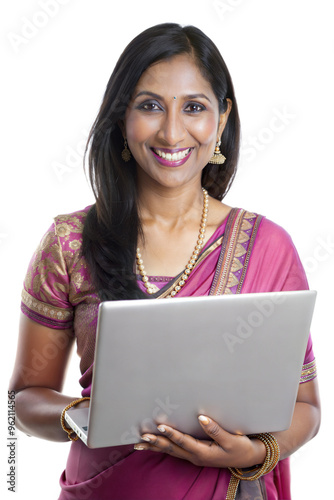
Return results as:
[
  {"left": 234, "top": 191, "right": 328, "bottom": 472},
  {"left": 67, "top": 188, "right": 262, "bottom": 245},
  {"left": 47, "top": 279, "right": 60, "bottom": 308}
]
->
[{"left": 136, "top": 188, "right": 209, "bottom": 297}]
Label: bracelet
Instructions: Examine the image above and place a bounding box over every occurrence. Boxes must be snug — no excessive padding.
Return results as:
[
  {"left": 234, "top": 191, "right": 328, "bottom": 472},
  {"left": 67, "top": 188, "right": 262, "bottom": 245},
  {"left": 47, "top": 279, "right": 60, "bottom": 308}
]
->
[
  {"left": 60, "top": 397, "right": 90, "bottom": 441},
  {"left": 225, "top": 433, "right": 280, "bottom": 500}
]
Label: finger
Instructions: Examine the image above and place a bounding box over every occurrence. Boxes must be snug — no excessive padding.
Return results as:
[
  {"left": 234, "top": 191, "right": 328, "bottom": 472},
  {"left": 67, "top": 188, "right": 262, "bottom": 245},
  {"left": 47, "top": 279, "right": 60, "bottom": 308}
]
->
[
  {"left": 138, "top": 426, "right": 231, "bottom": 468},
  {"left": 198, "top": 415, "right": 241, "bottom": 450},
  {"left": 155, "top": 424, "right": 210, "bottom": 453},
  {"left": 134, "top": 427, "right": 237, "bottom": 468},
  {"left": 134, "top": 432, "right": 193, "bottom": 461}
]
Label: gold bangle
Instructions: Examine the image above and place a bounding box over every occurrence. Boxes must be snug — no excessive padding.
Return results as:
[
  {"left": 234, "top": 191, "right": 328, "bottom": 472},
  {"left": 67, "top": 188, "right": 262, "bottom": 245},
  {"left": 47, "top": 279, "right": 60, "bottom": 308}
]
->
[
  {"left": 226, "top": 433, "right": 280, "bottom": 500},
  {"left": 60, "top": 397, "right": 90, "bottom": 441}
]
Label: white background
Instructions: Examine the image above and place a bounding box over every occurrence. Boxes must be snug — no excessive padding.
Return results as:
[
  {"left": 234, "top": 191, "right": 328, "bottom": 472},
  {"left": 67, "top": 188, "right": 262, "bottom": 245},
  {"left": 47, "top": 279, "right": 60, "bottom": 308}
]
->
[{"left": 1, "top": 0, "right": 333, "bottom": 498}]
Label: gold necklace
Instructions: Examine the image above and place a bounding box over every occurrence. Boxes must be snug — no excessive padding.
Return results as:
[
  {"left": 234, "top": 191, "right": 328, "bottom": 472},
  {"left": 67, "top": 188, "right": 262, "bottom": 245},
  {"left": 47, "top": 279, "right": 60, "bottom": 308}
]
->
[{"left": 136, "top": 188, "right": 209, "bottom": 297}]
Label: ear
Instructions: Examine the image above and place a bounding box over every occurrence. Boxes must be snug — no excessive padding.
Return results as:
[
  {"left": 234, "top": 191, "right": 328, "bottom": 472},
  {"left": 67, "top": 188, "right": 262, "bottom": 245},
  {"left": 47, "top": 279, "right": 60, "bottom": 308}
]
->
[{"left": 217, "top": 98, "right": 232, "bottom": 138}]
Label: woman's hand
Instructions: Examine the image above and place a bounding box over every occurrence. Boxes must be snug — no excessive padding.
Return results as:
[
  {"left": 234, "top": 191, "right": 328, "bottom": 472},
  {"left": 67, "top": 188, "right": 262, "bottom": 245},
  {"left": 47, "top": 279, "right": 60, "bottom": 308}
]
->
[
  {"left": 134, "top": 415, "right": 266, "bottom": 469},
  {"left": 134, "top": 379, "right": 321, "bottom": 467}
]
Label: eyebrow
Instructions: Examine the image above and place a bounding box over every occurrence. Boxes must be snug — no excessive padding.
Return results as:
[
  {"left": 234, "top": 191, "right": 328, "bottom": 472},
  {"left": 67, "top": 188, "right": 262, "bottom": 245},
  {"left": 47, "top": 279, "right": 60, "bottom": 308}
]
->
[{"left": 133, "top": 91, "right": 212, "bottom": 103}]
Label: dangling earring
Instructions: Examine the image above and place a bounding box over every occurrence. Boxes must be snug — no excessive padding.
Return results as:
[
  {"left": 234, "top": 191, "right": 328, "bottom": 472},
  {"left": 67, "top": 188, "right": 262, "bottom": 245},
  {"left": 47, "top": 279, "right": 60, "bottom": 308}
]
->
[
  {"left": 121, "top": 138, "right": 131, "bottom": 162},
  {"left": 208, "top": 140, "right": 226, "bottom": 165}
]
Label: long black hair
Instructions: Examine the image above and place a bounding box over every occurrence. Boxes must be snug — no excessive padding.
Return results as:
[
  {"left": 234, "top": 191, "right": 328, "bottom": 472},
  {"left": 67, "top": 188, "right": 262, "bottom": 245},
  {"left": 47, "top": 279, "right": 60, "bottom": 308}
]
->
[{"left": 82, "top": 23, "right": 240, "bottom": 301}]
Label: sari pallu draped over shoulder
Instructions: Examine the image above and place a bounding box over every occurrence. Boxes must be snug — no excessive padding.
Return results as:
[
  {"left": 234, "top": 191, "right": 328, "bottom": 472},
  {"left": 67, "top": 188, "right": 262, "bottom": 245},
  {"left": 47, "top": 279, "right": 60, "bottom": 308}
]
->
[{"left": 20, "top": 207, "right": 317, "bottom": 500}]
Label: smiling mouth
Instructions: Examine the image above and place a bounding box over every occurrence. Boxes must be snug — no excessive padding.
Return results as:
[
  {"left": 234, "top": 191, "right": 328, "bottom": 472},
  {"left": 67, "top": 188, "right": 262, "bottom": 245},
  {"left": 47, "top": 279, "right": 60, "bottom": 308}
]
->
[{"left": 152, "top": 148, "right": 192, "bottom": 162}]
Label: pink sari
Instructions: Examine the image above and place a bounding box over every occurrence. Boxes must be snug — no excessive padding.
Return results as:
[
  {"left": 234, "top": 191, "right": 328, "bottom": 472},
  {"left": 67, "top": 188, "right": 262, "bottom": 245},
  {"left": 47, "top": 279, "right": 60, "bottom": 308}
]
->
[{"left": 21, "top": 207, "right": 317, "bottom": 500}]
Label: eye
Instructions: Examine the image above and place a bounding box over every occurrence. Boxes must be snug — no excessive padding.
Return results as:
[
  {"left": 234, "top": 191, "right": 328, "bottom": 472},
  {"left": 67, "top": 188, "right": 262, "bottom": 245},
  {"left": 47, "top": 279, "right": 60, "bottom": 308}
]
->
[
  {"left": 184, "top": 102, "right": 205, "bottom": 113},
  {"left": 138, "top": 101, "right": 162, "bottom": 112}
]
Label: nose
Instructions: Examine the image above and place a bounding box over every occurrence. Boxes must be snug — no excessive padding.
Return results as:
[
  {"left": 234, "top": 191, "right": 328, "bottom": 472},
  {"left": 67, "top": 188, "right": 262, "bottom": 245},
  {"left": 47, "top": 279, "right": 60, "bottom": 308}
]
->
[{"left": 158, "top": 107, "right": 186, "bottom": 146}]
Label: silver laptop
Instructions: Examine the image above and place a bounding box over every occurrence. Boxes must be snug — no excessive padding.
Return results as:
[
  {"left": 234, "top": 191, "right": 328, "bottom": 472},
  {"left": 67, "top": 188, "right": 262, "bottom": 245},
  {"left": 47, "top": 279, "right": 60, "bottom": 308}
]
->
[{"left": 65, "top": 290, "right": 316, "bottom": 448}]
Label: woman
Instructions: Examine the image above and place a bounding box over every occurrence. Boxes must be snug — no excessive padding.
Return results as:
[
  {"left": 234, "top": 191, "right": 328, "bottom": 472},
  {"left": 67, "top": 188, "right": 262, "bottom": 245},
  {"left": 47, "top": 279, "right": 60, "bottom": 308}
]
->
[{"left": 10, "top": 23, "right": 320, "bottom": 499}]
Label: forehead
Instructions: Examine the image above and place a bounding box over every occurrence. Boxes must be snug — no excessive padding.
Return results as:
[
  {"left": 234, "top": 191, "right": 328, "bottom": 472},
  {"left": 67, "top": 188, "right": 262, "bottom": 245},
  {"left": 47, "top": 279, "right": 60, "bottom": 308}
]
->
[{"left": 133, "top": 54, "right": 215, "bottom": 99}]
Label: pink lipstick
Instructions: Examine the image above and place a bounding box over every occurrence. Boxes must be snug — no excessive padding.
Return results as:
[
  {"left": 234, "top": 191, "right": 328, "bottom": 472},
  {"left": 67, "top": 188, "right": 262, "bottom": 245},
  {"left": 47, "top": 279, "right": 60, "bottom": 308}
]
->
[{"left": 151, "top": 147, "right": 193, "bottom": 167}]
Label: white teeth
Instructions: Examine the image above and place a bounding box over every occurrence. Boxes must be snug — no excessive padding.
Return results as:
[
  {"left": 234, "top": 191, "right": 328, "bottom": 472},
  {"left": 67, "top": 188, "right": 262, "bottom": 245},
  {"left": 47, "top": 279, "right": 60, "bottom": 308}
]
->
[{"left": 154, "top": 148, "right": 191, "bottom": 161}]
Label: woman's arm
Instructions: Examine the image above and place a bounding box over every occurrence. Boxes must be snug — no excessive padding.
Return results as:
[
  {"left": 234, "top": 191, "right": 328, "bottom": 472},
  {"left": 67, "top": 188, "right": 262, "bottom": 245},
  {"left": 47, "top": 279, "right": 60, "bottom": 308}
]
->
[
  {"left": 272, "top": 376, "right": 320, "bottom": 460},
  {"left": 9, "top": 314, "right": 89, "bottom": 442},
  {"left": 134, "top": 377, "right": 321, "bottom": 468}
]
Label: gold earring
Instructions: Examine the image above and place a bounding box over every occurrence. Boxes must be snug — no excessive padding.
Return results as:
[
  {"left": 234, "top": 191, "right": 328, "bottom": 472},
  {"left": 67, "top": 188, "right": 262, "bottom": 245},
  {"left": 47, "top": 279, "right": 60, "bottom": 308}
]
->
[
  {"left": 121, "top": 139, "right": 131, "bottom": 162},
  {"left": 208, "top": 140, "right": 226, "bottom": 165}
]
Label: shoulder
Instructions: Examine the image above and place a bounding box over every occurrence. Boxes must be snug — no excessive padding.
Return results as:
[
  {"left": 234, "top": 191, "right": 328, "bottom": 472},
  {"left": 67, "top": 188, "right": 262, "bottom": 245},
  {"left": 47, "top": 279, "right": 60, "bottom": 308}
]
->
[
  {"left": 228, "top": 208, "right": 294, "bottom": 251},
  {"left": 52, "top": 206, "right": 92, "bottom": 252},
  {"left": 239, "top": 211, "right": 308, "bottom": 291},
  {"left": 22, "top": 206, "right": 95, "bottom": 320},
  {"left": 236, "top": 209, "right": 301, "bottom": 265},
  {"left": 54, "top": 206, "right": 91, "bottom": 237},
  {"left": 28, "top": 206, "right": 92, "bottom": 275},
  {"left": 256, "top": 216, "right": 295, "bottom": 251}
]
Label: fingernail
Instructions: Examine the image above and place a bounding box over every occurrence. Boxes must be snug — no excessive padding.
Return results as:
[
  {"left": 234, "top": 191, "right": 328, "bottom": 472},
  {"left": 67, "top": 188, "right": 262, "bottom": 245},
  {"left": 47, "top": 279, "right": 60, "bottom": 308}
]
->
[
  {"left": 157, "top": 425, "right": 166, "bottom": 433},
  {"left": 134, "top": 444, "right": 146, "bottom": 450},
  {"left": 198, "top": 415, "right": 211, "bottom": 425},
  {"left": 141, "top": 436, "right": 151, "bottom": 442}
]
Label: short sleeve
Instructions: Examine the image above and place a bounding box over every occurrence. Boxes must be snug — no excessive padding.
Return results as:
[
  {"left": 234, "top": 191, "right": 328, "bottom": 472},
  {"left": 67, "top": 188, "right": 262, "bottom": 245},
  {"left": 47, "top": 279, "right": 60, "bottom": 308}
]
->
[{"left": 21, "top": 223, "right": 74, "bottom": 330}]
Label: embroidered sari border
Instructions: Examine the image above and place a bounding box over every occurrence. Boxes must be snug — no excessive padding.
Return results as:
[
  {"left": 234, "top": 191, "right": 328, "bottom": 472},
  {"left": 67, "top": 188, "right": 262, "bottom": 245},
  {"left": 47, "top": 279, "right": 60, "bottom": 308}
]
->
[
  {"left": 209, "top": 208, "right": 243, "bottom": 296},
  {"left": 21, "top": 289, "right": 73, "bottom": 326},
  {"left": 299, "top": 359, "right": 317, "bottom": 384},
  {"left": 236, "top": 213, "right": 264, "bottom": 294},
  {"left": 156, "top": 208, "right": 262, "bottom": 299},
  {"left": 209, "top": 209, "right": 263, "bottom": 296}
]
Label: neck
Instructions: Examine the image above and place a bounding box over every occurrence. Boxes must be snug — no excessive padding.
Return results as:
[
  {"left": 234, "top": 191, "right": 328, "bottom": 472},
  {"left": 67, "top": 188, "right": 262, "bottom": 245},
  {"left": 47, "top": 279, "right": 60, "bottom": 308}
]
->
[{"left": 137, "top": 180, "right": 205, "bottom": 227}]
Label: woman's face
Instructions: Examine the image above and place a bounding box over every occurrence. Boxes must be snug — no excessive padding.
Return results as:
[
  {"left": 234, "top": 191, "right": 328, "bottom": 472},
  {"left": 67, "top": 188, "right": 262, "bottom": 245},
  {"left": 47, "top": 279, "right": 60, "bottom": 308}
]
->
[{"left": 122, "top": 54, "right": 231, "bottom": 191}]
